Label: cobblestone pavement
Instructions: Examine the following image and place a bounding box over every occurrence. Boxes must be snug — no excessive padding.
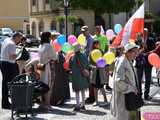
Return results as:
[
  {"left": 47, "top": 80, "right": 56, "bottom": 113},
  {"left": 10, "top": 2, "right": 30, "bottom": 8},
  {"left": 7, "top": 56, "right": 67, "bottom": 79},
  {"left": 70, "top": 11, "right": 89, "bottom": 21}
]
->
[{"left": 0, "top": 70, "right": 160, "bottom": 120}]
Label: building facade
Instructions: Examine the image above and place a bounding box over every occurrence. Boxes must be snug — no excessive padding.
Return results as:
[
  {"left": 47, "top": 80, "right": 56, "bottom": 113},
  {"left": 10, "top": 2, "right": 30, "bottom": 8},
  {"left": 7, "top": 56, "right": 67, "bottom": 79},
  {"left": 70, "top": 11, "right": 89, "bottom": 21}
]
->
[
  {"left": 29, "top": 0, "right": 129, "bottom": 38},
  {"left": 0, "top": 0, "right": 30, "bottom": 33}
]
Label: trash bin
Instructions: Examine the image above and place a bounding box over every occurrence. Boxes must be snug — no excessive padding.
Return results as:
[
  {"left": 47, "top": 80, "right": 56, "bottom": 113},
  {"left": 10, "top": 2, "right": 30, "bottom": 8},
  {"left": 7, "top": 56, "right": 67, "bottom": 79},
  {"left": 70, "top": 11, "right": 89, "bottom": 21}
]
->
[{"left": 8, "top": 74, "right": 34, "bottom": 120}]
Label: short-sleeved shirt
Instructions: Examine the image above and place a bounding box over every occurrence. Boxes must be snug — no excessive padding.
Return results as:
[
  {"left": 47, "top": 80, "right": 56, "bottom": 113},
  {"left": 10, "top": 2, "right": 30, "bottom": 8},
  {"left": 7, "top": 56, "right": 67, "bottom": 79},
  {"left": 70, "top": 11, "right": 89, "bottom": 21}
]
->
[
  {"left": 93, "top": 34, "right": 108, "bottom": 53},
  {"left": 1, "top": 38, "right": 16, "bottom": 63}
]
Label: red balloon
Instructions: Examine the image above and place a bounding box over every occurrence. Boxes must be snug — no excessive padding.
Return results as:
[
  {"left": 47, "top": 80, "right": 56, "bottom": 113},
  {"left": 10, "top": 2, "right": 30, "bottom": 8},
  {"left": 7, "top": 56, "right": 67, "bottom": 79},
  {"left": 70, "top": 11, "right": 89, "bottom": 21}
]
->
[
  {"left": 148, "top": 53, "right": 160, "bottom": 68},
  {"left": 52, "top": 39, "right": 61, "bottom": 52},
  {"left": 63, "top": 61, "right": 70, "bottom": 70}
]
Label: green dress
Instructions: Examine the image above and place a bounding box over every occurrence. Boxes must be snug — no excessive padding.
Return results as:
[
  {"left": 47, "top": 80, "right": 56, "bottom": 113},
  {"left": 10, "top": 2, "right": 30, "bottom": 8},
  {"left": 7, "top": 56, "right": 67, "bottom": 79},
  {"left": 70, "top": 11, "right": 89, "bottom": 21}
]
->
[{"left": 70, "top": 52, "right": 89, "bottom": 92}]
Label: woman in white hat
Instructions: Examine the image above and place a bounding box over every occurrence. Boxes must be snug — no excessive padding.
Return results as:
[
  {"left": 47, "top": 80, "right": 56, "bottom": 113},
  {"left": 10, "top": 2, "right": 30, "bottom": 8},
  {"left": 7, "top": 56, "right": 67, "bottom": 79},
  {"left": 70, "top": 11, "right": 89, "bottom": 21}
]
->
[{"left": 111, "top": 42, "right": 142, "bottom": 120}]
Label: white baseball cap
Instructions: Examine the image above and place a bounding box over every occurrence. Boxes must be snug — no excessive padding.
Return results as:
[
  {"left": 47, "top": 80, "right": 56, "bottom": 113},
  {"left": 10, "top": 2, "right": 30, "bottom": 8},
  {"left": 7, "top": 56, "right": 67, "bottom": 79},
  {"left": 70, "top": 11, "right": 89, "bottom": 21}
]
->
[{"left": 124, "top": 43, "right": 139, "bottom": 53}]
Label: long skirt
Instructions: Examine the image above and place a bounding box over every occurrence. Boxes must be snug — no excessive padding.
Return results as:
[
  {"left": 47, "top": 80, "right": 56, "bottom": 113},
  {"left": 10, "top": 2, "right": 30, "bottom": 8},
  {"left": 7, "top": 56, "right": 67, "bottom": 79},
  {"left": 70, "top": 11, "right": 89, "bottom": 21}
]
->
[{"left": 50, "top": 62, "right": 70, "bottom": 105}]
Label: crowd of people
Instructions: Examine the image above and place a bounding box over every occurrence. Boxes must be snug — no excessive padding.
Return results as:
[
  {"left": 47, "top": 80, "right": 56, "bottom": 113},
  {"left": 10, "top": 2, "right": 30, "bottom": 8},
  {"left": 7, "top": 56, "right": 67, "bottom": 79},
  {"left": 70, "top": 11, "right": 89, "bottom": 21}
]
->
[{"left": 0, "top": 25, "right": 160, "bottom": 120}]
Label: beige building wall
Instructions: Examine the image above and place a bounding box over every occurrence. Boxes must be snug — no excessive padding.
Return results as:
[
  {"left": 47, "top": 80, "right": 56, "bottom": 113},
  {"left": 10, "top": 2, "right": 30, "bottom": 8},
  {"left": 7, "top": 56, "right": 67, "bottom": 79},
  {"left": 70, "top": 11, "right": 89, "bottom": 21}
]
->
[{"left": 0, "top": 0, "right": 29, "bottom": 32}]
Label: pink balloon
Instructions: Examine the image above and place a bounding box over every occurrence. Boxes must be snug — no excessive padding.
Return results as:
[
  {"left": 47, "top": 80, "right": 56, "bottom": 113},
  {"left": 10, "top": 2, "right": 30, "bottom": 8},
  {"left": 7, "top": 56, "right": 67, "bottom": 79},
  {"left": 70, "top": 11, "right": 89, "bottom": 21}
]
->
[
  {"left": 68, "top": 35, "right": 77, "bottom": 45},
  {"left": 148, "top": 53, "right": 160, "bottom": 68},
  {"left": 52, "top": 40, "right": 61, "bottom": 52},
  {"left": 106, "top": 29, "right": 115, "bottom": 40}
]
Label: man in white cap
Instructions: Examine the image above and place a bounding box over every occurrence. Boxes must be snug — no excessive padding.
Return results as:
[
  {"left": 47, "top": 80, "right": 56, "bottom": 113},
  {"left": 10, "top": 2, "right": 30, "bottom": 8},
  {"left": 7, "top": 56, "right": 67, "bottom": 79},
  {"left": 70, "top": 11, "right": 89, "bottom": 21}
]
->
[{"left": 80, "top": 25, "right": 93, "bottom": 57}]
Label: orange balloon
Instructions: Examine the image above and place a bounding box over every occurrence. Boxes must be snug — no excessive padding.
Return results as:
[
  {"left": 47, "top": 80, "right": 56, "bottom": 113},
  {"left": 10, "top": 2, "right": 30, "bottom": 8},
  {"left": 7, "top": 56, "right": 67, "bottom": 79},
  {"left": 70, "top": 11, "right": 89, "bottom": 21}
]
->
[{"left": 65, "top": 51, "right": 74, "bottom": 61}]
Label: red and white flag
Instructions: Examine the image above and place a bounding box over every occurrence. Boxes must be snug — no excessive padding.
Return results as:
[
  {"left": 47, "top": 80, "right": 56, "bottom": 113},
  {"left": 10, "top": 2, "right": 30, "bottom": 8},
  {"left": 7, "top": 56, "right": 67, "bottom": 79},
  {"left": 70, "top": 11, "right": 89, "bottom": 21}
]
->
[{"left": 112, "top": 3, "right": 144, "bottom": 46}]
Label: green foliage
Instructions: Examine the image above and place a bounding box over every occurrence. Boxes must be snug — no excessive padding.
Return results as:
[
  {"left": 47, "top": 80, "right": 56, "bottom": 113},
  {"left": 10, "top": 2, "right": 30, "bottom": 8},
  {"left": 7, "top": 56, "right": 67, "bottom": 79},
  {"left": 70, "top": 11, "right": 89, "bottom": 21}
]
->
[
  {"left": 55, "top": 0, "right": 142, "bottom": 15},
  {"left": 56, "top": 16, "right": 65, "bottom": 22},
  {"left": 145, "top": 11, "right": 157, "bottom": 19},
  {"left": 67, "top": 16, "right": 78, "bottom": 23},
  {"left": 68, "top": 0, "right": 137, "bottom": 14},
  {"left": 153, "top": 18, "right": 160, "bottom": 34},
  {"left": 56, "top": 15, "right": 78, "bottom": 23}
]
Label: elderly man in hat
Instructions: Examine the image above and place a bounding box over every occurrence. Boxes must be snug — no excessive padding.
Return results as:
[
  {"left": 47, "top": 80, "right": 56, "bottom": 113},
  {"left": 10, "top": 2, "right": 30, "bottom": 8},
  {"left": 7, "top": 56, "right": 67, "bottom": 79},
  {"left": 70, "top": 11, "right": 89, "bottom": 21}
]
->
[
  {"left": 80, "top": 25, "right": 93, "bottom": 57},
  {"left": 111, "top": 42, "right": 141, "bottom": 120}
]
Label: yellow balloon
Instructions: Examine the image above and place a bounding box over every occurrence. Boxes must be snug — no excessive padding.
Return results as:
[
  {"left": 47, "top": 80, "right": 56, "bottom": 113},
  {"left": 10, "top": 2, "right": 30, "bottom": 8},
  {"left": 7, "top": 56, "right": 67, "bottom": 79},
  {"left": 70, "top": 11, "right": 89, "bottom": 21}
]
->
[
  {"left": 91, "top": 49, "right": 102, "bottom": 62},
  {"left": 103, "top": 52, "right": 115, "bottom": 65},
  {"left": 77, "top": 34, "right": 86, "bottom": 46}
]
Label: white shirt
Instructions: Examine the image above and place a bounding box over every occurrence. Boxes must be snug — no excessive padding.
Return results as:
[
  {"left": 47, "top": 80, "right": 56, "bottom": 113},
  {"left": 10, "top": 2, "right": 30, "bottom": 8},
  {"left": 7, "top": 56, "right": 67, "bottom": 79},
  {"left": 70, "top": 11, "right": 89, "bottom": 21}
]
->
[{"left": 1, "top": 37, "right": 16, "bottom": 63}]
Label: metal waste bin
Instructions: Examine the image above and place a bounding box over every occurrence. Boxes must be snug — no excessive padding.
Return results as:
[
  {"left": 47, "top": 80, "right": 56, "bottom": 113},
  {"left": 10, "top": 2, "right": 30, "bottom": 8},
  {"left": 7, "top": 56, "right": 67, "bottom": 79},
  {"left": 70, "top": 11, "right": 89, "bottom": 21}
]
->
[{"left": 8, "top": 74, "right": 34, "bottom": 120}]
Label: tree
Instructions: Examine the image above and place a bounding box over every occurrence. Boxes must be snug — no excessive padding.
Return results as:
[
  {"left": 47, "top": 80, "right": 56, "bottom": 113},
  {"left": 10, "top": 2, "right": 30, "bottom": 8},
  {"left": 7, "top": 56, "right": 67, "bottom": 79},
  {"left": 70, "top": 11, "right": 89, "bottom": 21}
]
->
[{"left": 55, "top": 0, "right": 143, "bottom": 28}]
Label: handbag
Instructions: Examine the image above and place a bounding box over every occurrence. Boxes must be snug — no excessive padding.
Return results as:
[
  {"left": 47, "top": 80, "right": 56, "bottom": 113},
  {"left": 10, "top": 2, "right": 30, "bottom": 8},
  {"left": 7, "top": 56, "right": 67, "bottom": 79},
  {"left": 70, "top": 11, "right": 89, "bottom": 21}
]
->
[
  {"left": 81, "top": 68, "right": 90, "bottom": 78},
  {"left": 125, "top": 92, "right": 143, "bottom": 111},
  {"left": 125, "top": 62, "right": 143, "bottom": 111},
  {"left": 16, "top": 47, "right": 30, "bottom": 61},
  {"left": 76, "top": 57, "right": 90, "bottom": 78}
]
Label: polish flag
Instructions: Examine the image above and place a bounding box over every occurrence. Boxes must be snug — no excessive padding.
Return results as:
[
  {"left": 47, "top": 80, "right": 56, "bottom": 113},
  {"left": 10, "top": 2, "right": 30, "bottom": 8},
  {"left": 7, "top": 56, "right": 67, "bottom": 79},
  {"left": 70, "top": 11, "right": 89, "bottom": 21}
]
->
[{"left": 112, "top": 3, "right": 144, "bottom": 46}]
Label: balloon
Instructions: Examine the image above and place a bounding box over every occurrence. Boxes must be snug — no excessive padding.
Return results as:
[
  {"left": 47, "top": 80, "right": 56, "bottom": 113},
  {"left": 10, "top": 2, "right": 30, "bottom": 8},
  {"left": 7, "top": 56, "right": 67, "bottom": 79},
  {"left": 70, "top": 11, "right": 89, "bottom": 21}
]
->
[
  {"left": 68, "top": 35, "right": 77, "bottom": 45},
  {"left": 62, "top": 42, "right": 72, "bottom": 53},
  {"left": 63, "top": 61, "right": 70, "bottom": 70},
  {"left": 57, "top": 35, "right": 66, "bottom": 45},
  {"left": 114, "top": 24, "right": 122, "bottom": 34},
  {"left": 106, "top": 29, "right": 115, "bottom": 40},
  {"left": 52, "top": 40, "right": 61, "bottom": 52},
  {"left": 64, "top": 51, "right": 75, "bottom": 70},
  {"left": 77, "top": 34, "right": 86, "bottom": 46},
  {"left": 103, "top": 52, "right": 115, "bottom": 65},
  {"left": 65, "top": 51, "right": 74, "bottom": 61},
  {"left": 91, "top": 49, "right": 102, "bottom": 62},
  {"left": 96, "top": 58, "right": 106, "bottom": 68},
  {"left": 148, "top": 53, "right": 160, "bottom": 68}
]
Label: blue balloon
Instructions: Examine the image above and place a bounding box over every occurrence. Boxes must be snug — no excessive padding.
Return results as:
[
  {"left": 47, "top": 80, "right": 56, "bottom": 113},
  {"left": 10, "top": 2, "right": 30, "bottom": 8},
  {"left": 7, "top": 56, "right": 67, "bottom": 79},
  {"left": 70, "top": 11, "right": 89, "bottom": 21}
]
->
[
  {"left": 57, "top": 35, "right": 66, "bottom": 45},
  {"left": 114, "top": 24, "right": 122, "bottom": 34}
]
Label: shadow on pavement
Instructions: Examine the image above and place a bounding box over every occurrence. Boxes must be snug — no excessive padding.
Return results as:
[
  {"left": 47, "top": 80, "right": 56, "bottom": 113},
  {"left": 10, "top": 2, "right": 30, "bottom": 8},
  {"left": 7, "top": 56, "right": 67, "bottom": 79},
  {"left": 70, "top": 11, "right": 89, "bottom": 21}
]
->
[
  {"left": 79, "top": 109, "right": 106, "bottom": 116},
  {"left": 32, "top": 107, "right": 76, "bottom": 116},
  {"left": 56, "top": 103, "right": 75, "bottom": 109},
  {"left": 16, "top": 117, "right": 46, "bottom": 120},
  {"left": 143, "top": 98, "right": 160, "bottom": 106}
]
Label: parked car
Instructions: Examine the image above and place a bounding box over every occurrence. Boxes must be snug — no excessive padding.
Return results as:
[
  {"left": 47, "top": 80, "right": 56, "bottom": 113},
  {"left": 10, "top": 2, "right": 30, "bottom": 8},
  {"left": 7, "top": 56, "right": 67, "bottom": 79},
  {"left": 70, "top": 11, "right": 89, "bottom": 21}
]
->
[
  {"left": 0, "top": 35, "right": 9, "bottom": 55},
  {"left": 24, "top": 34, "right": 40, "bottom": 47},
  {"left": 0, "top": 28, "right": 13, "bottom": 36}
]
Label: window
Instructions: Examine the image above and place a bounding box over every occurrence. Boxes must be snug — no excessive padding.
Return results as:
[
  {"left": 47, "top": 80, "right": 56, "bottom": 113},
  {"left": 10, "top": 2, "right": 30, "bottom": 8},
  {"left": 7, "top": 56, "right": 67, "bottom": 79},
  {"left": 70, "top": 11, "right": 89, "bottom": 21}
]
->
[
  {"left": 32, "top": 22, "right": 36, "bottom": 37},
  {"left": 39, "top": 21, "right": 44, "bottom": 34},
  {"left": 45, "top": 0, "right": 49, "bottom": 4},
  {"left": 50, "top": 20, "right": 56, "bottom": 30},
  {"left": 32, "top": 0, "right": 36, "bottom": 6}
]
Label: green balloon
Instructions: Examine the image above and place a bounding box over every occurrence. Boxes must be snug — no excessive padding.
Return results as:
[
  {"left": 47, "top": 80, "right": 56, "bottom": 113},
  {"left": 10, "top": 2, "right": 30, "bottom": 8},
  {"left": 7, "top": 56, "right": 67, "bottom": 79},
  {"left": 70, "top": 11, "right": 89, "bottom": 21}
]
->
[{"left": 62, "top": 43, "right": 72, "bottom": 53}]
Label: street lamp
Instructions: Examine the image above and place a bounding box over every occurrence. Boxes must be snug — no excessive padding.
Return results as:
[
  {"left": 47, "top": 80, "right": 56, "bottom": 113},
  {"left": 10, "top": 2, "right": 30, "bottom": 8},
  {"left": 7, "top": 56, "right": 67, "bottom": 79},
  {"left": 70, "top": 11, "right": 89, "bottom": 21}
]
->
[{"left": 64, "top": 0, "right": 69, "bottom": 41}]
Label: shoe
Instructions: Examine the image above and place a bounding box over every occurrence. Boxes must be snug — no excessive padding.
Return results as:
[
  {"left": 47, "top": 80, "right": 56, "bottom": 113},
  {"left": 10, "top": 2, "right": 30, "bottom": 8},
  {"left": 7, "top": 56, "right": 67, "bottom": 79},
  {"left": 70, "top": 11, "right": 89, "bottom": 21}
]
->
[
  {"left": 144, "top": 96, "right": 152, "bottom": 100},
  {"left": 85, "top": 97, "right": 95, "bottom": 104},
  {"left": 106, "top": 85, "right": 112, "bottom": 91},
  {"left": 80, "top": 106, "right": 86, "bottom": 111},
  {"left": 93, "top": 102, "right": 99, "bottom": 106},
  {"left": 2, "top": 104, "right": 11, "bottom": 110},
  {"left": 73, "top": 106, "right": 80, "bottom": 112}
]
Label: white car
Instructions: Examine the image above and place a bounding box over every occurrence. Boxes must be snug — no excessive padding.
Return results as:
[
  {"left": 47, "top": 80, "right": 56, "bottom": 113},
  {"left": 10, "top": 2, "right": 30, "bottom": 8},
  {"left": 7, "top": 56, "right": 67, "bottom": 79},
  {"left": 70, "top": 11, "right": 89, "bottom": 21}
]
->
[{"left": 0, "top": 28, "right": 13, "bottom": 36}]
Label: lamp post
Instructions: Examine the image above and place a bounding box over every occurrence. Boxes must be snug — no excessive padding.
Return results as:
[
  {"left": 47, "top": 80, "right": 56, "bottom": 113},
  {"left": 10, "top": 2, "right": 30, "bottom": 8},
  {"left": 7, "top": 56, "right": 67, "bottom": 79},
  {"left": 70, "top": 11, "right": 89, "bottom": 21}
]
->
[{"left": 64, "top": 0, "right": 69, "bottom": 41}]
